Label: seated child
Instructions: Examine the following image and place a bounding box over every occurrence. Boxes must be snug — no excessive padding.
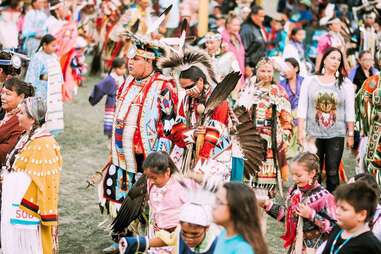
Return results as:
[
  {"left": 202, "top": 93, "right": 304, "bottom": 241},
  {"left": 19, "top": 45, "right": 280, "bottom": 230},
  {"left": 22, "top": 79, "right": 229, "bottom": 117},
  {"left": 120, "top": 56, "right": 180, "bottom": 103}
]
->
[{"left": 321, "top": 181, "right": 381, "bottom": 254}]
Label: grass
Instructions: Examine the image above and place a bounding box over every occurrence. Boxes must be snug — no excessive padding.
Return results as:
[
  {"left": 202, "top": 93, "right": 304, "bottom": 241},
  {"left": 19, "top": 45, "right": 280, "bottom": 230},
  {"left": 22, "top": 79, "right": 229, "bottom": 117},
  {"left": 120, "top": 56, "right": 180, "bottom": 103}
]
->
[{"left": 57, "top": 74, "right": 356, "bottom": 254}]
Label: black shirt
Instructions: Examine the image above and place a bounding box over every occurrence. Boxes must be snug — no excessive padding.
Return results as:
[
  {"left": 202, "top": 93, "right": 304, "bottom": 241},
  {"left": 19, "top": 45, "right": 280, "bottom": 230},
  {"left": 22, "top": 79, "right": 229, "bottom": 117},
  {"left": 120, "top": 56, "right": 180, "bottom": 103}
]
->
[
  {"left": 322, "top": 226, "right": 381, "bottom": 254},
  {"left": 353, "top": 66, "right": 374, "bottom": 93}
]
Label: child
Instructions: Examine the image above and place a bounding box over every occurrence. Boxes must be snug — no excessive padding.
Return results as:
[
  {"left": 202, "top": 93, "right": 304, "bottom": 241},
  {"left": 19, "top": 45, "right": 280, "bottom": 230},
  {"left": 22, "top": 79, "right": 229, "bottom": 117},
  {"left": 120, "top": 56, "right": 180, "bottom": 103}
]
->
[
  {"left": 88, "top": 57, "right": 126, "bottom": 137},
  {"left": 350, "top": 173, "right": 381, "bottom": 241},
  {"left": 212, "top": 182, "right": 268, "bottom": 254},
  {"left": 321, "top": 181, "right": 381, "bottom": 253},
  {"left": 119, "top": 190, "right": 220, "bottom": 254},
  {"left": 143, "top": 151, "right": 195, "bottom": 253},
  {"left": 260, "top": 152, "right": 336, "bottom": 253}
]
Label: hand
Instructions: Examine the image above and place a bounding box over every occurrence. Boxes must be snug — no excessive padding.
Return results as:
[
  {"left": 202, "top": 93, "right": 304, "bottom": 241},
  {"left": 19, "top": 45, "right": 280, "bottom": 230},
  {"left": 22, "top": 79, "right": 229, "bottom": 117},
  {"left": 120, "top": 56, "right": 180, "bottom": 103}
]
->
[
  {"left": 346, "top": 136, "right": 354, "bottom": 149},
  {"left": 295, "top": 203, "right": 313, "bottom": 219},
  {"left": 194, "top": 126, "right": 206, "bottom": 137},
  {"left": 245, "top": 66, "right": 253, "bottom": 78},
  {"left": 257, "top": 198, "right": 272, "bottom": 209}
]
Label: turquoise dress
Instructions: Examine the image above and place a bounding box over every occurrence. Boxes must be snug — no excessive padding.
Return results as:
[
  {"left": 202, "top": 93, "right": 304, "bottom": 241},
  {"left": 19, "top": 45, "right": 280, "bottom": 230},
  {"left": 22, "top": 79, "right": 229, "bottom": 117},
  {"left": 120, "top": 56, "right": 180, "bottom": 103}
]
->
[
  {"left": 213, "top": 230, "right": 254, "bottom": 254},
  {"left": 22, "top": 9, "right": 47, "bottom": 57},
  {"left": 25, "top": 51, "right": 63, "bottom": 100}
]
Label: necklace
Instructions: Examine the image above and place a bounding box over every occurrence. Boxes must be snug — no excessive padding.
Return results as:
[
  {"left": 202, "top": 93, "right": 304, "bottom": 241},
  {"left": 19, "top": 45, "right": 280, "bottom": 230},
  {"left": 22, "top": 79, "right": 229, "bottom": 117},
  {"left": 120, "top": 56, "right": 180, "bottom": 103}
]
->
[{"left": 329, "top": 230, "right": 351, "bottom": 254}]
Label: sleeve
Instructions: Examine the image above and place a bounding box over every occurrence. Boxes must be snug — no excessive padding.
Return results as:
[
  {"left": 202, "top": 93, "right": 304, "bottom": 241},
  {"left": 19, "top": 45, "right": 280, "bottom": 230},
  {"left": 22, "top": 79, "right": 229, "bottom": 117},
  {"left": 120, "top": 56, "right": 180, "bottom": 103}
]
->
[
  {"left": 199, "top": 101, "right": 229, "bottom": 159},
  {"left": 170, "top": 98, "right": 188, "bottom": 149},
  {"left": 0, "top": 122, "right": 23, "bottom": 163},
  {"left": 297, "top": 76, "right": 311, "bottom": 119},
  {"left": 310, "top": 194, "right": 337, "bottom": 234},
  {"left": 343, "top": 79, "right": 356, "bottom": 122},
  {"left": 155, "top": 80, "right": 178, "bottom": 153},
  {"left": 265, "top": 202, "right": 286, "bottom": 222},
  {"left": 277, "top": 87, "right": 293, "bottom": 142},
  {"left": 88, "top": 76, "right": 116, "bottom": 106},
  {"left": 25, "top": 55, "right": 43, "bottom": 96},
  {"left": 239, "top": 25, "right": 256, "bottom": 65},
  {"left": 18, "top": 138, "right": 62, "bottom": 226}
]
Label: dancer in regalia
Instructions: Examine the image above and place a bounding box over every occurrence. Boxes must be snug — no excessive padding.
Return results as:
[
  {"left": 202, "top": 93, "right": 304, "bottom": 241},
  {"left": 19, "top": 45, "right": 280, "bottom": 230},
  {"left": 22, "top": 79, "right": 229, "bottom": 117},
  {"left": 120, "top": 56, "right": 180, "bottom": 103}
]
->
[
  {"left": 357, "top": 72, "right": 381, "bottom": 186},
  {"left": 100, "top": 38, "right": 178, "bottom": 216},
  {"left": 1, "top": 97, "right": 62, "bottom": 254},
  {"left": 22, "top": 0, "right": 48, "bottom": 57},
  {"left": 158, "top": 46, "right": 241, "bottom": 181},
  {"left": 25, "top": 34, "right": 64, "bottom": 135},
  {"left": 235, "top": 57, "right": 292, "bottom": 193}
]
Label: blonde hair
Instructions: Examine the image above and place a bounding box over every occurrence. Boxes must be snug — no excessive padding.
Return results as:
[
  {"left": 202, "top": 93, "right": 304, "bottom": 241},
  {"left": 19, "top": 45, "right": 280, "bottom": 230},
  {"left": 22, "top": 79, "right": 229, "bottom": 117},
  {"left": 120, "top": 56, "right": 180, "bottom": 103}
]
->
[{"left": 225, "top": 11, "right": 241, "bottom": 26}]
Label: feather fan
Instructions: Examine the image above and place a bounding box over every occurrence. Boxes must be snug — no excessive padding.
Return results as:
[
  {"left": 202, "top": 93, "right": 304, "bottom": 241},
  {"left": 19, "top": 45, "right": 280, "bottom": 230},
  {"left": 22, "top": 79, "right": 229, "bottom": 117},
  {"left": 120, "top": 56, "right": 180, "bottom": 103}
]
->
[{"left": 233, "top": 105, "right": 267, "bottom": 178}]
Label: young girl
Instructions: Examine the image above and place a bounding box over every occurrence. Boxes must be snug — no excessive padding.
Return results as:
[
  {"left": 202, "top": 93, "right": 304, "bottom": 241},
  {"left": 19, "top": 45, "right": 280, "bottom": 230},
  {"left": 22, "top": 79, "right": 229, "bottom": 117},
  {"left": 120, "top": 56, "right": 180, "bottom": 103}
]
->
[
  {"left": 25, "top": 34, "right": 64, "bottom": 135},
  {"left": 144, "top": 151, "right": 194, "bottom": 253},
  {"left": 89, "top": 57, "right": 126, "bottom": 137},
  {"left": 213, "top": 182, "right": 268, "bottom": 254},
  {"left": 260, "top": 152, "right": 336, "bottom": 253}
]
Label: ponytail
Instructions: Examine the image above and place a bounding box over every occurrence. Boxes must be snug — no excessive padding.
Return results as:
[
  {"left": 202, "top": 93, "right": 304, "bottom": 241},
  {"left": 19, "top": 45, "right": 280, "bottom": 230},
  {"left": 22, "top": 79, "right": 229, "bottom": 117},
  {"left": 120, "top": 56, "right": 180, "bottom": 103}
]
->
[{"left": 36, "top": 34, "right": 56, "bottom": 53}]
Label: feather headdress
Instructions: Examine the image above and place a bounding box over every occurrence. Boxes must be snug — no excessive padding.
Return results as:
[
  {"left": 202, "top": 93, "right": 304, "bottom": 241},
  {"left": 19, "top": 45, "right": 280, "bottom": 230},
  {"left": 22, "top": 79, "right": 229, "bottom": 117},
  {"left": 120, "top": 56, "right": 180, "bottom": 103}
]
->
[{"left": 158, "top": 46, "right": 218, "bottom": 86}]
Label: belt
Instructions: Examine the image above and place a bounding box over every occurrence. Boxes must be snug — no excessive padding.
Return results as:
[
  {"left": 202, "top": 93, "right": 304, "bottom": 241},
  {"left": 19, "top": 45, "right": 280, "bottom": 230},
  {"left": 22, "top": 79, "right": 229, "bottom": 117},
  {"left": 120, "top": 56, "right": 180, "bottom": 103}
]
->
[{"left": 256, "top": 119, "right": 272, "bottom": 127}]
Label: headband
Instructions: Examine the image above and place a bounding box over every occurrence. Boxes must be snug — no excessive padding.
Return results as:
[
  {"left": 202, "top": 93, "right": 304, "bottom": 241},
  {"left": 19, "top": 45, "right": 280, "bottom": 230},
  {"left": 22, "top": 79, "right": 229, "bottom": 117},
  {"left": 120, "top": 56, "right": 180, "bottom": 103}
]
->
[
  {"left": 127, "top": 43, "right": 157, "bottom": 60},
  {"left": 0, "top": 55, "right": 22, "bottom": 69}
]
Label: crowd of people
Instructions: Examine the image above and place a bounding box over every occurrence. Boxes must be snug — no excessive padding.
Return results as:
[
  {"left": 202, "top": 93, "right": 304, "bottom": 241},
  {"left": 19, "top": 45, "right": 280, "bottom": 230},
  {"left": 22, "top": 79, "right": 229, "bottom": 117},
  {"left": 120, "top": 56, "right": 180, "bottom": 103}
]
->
[{"left": 0, "top": 0, "right": 381, "bottom": 254}]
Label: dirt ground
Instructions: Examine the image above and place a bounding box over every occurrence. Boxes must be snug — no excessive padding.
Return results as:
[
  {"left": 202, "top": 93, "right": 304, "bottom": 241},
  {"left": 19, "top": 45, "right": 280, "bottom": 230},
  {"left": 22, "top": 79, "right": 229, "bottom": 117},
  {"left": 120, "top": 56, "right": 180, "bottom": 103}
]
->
[{"left": 57, "top": 75, "right": 356, "bottom": 254}]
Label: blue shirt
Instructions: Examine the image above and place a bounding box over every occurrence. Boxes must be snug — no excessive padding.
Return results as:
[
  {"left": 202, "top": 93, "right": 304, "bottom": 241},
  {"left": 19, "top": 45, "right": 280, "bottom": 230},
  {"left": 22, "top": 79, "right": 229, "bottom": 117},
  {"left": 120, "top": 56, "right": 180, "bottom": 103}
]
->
[{"left": 213, "top": 230, "right": 254, "bottom": 254}]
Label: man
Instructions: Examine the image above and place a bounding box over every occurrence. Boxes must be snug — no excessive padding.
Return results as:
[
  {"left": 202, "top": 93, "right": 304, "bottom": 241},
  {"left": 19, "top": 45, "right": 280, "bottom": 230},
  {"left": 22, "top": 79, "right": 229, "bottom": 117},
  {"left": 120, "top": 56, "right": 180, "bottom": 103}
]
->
[
  {"left": 101, "top": 40, "right": 178, "bottom": 254},
  {"left": 158, "top": 47, "right": 234, "bottom": 180},
  {"left": 101, "top": 40, "right": 178, "bottom": 216},
  {"left": 239, "top": 5, "right": 266, "bottom": 77},
  {"left": 119, "top": 193, "right": 219, "bottom": 254}
]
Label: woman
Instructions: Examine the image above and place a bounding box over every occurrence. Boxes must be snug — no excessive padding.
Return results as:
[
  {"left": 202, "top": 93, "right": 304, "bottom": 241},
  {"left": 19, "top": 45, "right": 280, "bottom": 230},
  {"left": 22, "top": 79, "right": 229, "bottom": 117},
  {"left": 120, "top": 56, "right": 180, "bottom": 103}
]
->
[
  {"left": 0, "top": 78, "right": 35, "bottom": 165},
  {"left": 297, "top": 47, "right": 355, "bottom": 192},
  {"left": 22, "top": 0, "right": 48, "bottom": 57},
  {"left": 1, "top": 97, "right": 62, "bottom": 254},
  {"left": 221, "top": 12, "right": 245, "bottom": 85},
  {"left": 0, "top": 50, "right": 23, "bottom": 120},
  {"left": 283, "top": 27, "right": 308, "bottom": 76},
  {"left": 25, "top": 34, "right": 64, "bottom": 135},
  {"left": 235, "top": 57, "right": 292, "bottom": 191},
  {"left": 349, "top": 50, "right": 379, "bottom": 93},
  {"left": 212, "top": 182, "right": 268, "bottom": 254},
  {"left": 205, "top": 31, "right": 241, "bottom": 102},
  {"left": 279, "top": 58, "right": 304, "bottom": 158}
]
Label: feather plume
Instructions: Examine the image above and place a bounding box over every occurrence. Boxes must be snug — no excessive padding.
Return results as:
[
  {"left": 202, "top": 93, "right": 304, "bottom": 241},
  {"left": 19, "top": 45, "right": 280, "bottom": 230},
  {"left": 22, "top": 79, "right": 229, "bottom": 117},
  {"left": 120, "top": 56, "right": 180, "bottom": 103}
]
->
[
  {"left": 158, "top": 46, "right": 218, "bottom": 85},
  {"left": 204, "top": 72, "right": 241, "bottom": 115},
  {"left": 110, "top": 175, "right": 147, "bottom": 234},
  {"left": 147, "top": 4, "right": 173, "bottom": 34}
]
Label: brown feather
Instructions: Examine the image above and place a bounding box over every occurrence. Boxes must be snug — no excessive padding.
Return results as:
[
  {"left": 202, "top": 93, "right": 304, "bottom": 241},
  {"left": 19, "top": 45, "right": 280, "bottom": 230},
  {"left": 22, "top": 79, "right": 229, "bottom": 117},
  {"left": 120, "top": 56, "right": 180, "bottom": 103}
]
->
[{"left": 204, "top": 71, "right": 241, "bottom": 115}]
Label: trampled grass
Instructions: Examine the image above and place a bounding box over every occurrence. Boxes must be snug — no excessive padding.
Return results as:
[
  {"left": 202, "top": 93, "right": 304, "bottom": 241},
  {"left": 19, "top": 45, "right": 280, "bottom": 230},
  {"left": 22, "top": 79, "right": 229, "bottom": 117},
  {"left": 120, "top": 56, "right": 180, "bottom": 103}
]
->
[{"left": 57, "top": 74, "right": 356, "bottom": 254}]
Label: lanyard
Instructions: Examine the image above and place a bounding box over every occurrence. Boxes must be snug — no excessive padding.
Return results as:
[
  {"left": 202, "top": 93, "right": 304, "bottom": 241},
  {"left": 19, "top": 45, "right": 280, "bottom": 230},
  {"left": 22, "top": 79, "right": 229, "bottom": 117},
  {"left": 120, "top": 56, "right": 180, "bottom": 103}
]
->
[{"left": 330, "top": 230, "right": 352, "bottom": 254}]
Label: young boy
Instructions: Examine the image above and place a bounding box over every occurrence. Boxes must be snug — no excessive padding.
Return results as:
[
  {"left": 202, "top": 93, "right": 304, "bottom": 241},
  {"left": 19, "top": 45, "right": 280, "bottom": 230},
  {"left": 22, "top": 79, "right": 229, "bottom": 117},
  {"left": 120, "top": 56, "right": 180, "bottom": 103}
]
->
[{"left": 321, "top": 181, "right": 381, "bottom": 254}]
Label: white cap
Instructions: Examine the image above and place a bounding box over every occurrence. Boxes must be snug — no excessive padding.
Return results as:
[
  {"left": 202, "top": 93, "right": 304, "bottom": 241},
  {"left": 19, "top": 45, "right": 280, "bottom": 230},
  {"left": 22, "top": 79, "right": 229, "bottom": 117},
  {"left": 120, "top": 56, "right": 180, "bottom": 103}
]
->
[{"left": 179, "top": 202, "right": 212, "bottom": 227}]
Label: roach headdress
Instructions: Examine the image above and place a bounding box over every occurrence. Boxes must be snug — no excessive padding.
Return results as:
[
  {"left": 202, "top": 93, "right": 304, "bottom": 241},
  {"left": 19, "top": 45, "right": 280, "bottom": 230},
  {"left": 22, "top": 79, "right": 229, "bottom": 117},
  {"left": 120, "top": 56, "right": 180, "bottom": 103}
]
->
[{"left": 158, "top": 46, "right": 218, "bottom": 86}]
